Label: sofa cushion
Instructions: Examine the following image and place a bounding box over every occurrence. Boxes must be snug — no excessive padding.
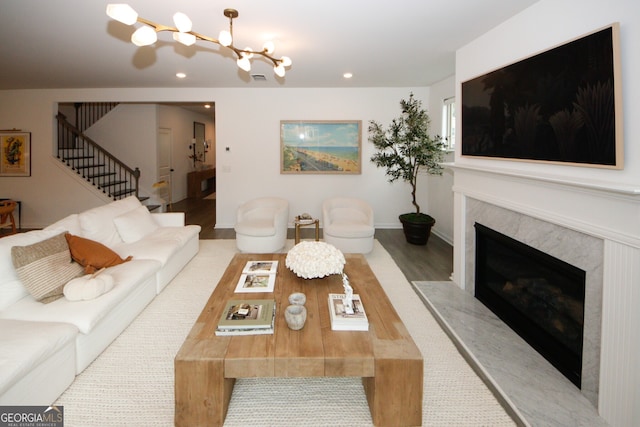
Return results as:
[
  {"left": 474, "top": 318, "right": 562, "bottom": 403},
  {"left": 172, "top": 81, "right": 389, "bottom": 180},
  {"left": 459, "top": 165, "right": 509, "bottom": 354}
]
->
[
  {"left": 78, "top": 196, "right": 142, "bottom": 247},
  {"left": 44, "top": 213, "right": 82, "bottom": 236},
  {"left": 0, "top": 259, "right": 161, "bottom": 334},
  {"left": 0, "top": 229, "right": 62, "bottom": 311},
  {"left": 65, "top": 233, "right": 133, "bottom": 274},
  {"left": 64, "top": 273, "right": 115, "bottom": 301},
  {"left": 0, "top": 319, "right": 78, "bottom": 395},
  {"left": 11, "top": 232, "right": 84, "bottom": 304},
  {"left": 113, "top": 205, "right": 159, "bottom": 243},
  {"left": 112, "top": 226, "right": 200, "bottom": 265}
]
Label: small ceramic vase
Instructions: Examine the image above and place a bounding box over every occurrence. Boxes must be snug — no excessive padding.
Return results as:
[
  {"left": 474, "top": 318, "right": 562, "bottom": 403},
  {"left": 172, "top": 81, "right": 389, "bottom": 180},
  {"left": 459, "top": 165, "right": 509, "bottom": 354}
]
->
[
  {"left": 288, "top": 292, "right": 306, "bottom": 305},
  {"left": 284, "top": 305, "right": 307, "bottom": 330}
]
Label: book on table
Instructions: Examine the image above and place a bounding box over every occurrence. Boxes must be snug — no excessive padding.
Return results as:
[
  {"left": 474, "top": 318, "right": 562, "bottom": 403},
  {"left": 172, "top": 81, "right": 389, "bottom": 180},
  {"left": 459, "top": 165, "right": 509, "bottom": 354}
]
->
[
  {"left": 216, "top": 299, "right": 276, "bottom": 335},
  {"left": 234, "top": 260, "right": 278, "bottom": 293},
  {"left": 242, "top": 260, "right": 278, "bottom": 274},
  {"left": 328, "top": 293, "right": 369, "bottom": 331}
]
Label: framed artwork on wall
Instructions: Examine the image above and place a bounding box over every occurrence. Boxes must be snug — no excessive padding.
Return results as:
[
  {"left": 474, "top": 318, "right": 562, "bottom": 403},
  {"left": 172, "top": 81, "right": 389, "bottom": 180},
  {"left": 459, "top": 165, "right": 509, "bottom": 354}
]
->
[
  {"left": 461, "top": 23, "right": 623, "bottom": 169},
  {"left": 0, "top": 131, "right": 31, "bottom": 177},
  {"left": 280, "top": 120, "right": 362, "bottom": 174}
]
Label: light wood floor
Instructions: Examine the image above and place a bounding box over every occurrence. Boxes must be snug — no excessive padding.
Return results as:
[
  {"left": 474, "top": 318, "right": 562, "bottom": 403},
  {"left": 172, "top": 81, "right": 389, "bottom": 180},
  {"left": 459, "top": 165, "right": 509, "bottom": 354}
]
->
[{"left": 169, "top": 197, "right": 453, "bottom": 282}]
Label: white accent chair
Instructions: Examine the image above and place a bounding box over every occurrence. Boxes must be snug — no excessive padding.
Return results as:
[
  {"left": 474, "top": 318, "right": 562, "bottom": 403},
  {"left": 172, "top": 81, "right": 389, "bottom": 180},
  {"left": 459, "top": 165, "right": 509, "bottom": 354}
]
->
[
  {"left": 234, "top": 197, "right": 289, "bottom": 253},
  {"left": 322, "top": 197, "right": 375, "bottom": 254}
]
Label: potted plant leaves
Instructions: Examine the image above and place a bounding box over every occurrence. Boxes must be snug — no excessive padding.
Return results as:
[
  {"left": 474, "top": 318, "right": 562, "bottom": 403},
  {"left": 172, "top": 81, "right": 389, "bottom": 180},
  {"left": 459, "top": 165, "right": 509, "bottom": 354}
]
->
[{"left": 368, "top": 93, "right": 445, "bottom": 245}]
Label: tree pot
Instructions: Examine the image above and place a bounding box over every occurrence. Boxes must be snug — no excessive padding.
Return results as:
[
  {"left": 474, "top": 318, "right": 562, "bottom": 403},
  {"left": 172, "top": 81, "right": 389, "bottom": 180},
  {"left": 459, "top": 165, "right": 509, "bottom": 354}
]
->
[{"left": 399, "top": 213, "right": 435, "bottom": 246}]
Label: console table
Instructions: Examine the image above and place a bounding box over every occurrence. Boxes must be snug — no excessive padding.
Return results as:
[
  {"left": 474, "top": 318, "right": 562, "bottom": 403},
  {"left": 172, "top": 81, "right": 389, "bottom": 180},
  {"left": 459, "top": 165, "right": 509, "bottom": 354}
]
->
[{"left": 187, "top": 168, "right": 216, "bottom": 199}]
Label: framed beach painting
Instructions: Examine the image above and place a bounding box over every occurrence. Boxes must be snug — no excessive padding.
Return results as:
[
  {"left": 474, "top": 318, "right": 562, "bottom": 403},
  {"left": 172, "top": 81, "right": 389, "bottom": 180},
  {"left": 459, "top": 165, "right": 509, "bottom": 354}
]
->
[
  {"left": 280, "top": 120, "right": 362, "bottom": 174},
  {"left": 0, "top": 131, "right": 31, "bottom": 177}
]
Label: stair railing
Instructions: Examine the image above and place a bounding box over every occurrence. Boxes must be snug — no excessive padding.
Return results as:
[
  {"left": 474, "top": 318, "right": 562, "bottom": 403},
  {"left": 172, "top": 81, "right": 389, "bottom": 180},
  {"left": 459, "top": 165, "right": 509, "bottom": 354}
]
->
[
  {"left": 74, "top": 102, "right": 119, "bottom": 133},
  {"left": 56, "top": 112, "right": 139, "bottom": 200}
]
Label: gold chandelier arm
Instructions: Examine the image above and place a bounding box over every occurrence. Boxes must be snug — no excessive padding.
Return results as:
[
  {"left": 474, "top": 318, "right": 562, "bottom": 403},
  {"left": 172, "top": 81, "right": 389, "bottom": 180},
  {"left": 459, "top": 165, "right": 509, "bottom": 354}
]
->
[
  {"left": 136, "top": 17, "right": 176, "bottom": 34},
  {"left": 136, "top": 17, "right": 283, "bottom": 65}
]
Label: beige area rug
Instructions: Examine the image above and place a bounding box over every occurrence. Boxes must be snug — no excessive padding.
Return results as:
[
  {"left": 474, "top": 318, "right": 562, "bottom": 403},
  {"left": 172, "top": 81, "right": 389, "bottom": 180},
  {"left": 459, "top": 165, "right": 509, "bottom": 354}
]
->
[
  {"left": 55, "top": 240, "right": 515, "bottom": 426},
  {"left": 203, "top": 192, "right": 216, "bottom": 200}
]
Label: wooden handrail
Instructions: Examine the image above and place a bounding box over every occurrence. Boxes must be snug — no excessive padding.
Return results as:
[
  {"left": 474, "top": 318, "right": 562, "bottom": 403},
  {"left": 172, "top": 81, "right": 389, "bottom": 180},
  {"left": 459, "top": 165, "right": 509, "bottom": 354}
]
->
[{"left": 56, "top": 112, "right": 139, "bottom": 200}]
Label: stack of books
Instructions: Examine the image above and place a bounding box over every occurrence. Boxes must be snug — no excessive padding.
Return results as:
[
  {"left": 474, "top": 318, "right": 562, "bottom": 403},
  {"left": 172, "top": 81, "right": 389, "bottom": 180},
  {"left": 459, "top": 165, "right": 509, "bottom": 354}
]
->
[
  {"left": 328, "top": 293, "right": 369, "bottom": 331},
  {"left": 234, "top": 260, "right": 278, "bottom": 293},
  {"left": 215, "top": 299, "right": 276, "bottom": 336}
]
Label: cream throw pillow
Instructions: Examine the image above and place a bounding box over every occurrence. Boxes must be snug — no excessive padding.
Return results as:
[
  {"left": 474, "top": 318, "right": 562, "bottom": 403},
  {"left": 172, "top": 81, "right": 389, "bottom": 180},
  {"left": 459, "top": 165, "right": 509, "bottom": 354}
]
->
[
  {"left": 11, "top": 232, "right": 84, "bottom": 303},
  {"left": 64, "top": 272, "right": 115, "bottom": 301},
  {"left": 113, "top": 205, "right": 159, "bottom": 243}
]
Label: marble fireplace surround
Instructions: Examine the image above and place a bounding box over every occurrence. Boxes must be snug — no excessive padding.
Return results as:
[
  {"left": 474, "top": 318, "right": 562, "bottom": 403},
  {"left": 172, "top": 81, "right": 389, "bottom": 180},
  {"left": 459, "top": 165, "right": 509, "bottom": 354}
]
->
[
  {"left": 464, "top": 198, "right": 603, "bottom": 406},
  {"left": 450, "top": 163, "right": 640, "bottom": 426}
]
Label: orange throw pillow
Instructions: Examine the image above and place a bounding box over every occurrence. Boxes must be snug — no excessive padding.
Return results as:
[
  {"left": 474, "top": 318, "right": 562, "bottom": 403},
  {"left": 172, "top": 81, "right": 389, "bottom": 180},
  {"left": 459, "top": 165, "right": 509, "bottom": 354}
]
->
[{"left": 65, "top": 233, "right": 133, "bottom": 274}]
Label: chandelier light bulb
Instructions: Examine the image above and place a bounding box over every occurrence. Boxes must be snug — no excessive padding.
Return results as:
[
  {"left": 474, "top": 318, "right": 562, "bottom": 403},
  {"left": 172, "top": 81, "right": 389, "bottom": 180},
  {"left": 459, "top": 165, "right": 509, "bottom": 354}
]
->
[
  {"left": 173, "top": 32, "right": 196, "bottom": 46},
  {"left": 280, "top": 56, "right": 292, "bottom": 67},
  {"left": 131, "top": 26, "right": 157, "bottom": 46},
  {"left": 218, "top": 30, "right": 232, "bottom": 47},
  {"left": 274, "top": 64, "right": 286, "bottom": 77},
  {"left": 263, "top": 41, "right": 275, "bottom": 54},
  {"left": 106, "top": 4, "right": 138, "bottom": 25},
  {"left": 243, "top": 47, "right": 254, "bottom": 59},
  {"left": 172, "top": 12, "right": 192, "bottom": 33},
  {"left": 237, "top": 56, "right": 251, "bottom": 72}
]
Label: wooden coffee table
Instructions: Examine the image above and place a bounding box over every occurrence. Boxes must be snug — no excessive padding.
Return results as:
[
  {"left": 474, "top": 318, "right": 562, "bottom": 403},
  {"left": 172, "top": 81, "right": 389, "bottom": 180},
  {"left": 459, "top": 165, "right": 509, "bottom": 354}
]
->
[{"left": 175, "top": 253, "right": 423, "bottom": 427}]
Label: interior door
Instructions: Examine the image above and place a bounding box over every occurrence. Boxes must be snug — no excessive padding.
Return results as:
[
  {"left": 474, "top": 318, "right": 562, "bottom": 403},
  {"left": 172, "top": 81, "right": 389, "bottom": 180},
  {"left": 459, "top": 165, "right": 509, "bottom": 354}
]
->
[{"left": 157, "top": 128, "right": 172, "bottom": 205}]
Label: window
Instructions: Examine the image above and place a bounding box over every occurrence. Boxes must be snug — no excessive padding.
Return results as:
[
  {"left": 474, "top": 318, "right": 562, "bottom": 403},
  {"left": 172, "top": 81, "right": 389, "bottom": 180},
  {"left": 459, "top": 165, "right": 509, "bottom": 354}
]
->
[{"left": 442, "top": 97, "right": 456, "bottom": 150}]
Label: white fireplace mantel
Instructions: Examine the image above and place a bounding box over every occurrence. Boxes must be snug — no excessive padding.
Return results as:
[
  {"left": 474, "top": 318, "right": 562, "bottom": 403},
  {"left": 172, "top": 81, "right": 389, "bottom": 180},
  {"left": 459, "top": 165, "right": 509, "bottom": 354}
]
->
[
  {"left": 445, "top": 162, "right": 640, "bottom": 196},
  {"left": 448, "top": 161, "right": 640, "bottom": 427}
]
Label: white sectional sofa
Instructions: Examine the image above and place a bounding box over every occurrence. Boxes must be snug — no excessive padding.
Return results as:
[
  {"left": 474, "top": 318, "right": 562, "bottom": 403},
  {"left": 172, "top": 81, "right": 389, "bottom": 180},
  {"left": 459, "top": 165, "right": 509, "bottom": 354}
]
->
[{"left": 0, "top": 196, "right": 200, "bottom": 405}]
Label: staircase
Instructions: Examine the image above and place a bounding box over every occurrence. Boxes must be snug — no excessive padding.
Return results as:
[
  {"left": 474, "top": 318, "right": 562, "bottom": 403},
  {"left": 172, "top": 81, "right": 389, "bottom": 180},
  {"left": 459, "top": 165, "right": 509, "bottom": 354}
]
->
[{"left": 56, "top": 104, "right": 158, "bottom": 210}]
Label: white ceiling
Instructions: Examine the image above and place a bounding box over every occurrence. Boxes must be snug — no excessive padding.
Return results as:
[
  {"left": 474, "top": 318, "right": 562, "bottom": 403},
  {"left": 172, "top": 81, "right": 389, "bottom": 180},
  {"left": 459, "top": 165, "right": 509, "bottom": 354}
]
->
[{"left": 0, "top": 0, "right": 540, "bottom": 90}]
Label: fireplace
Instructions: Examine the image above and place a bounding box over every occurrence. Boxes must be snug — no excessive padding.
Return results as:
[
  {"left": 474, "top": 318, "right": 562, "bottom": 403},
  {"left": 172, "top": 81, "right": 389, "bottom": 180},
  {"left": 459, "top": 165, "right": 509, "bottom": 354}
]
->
[{"left": 474, "top": 222, "right": 586, "bottom": 387}]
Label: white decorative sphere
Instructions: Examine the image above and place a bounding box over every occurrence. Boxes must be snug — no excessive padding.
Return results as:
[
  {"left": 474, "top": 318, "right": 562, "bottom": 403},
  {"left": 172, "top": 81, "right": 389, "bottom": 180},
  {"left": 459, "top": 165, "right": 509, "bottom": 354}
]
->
[{"left": 285, "top": 241, "right": 345, "bottom": 279}]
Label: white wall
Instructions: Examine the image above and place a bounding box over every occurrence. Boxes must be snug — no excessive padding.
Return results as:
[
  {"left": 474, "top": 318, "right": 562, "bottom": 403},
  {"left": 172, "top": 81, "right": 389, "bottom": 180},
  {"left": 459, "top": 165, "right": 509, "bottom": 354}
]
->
[
  {"left": 85, "top": 104, "right": 157, "bottom": 191},
  {"left": 424, "top": 75, "right": 456, "bottom": 244},
  {"left": 0, "top": 87, "right": 431, "bottom": 229},
  {"left": 214, "top": 87, "right": 430, "bottom": 228},
  {"left": 453, "top": 0, "right": 640, "bottom": 425}
]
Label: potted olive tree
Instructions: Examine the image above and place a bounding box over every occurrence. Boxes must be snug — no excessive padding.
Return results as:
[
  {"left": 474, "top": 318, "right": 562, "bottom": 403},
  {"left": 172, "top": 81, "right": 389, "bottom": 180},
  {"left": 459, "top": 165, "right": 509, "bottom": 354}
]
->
[{"left": 369, "top": 93, "right": 445, "bottom": 245}]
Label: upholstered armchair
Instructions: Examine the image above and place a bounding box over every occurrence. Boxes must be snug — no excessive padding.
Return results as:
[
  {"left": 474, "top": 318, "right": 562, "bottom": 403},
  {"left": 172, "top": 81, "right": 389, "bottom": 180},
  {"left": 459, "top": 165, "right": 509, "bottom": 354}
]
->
[
  {"left": 322, "top": 197, "right": 375, "bottom": 254},
  {"left": 234, "top": 197, "right": 289, "bottom": 253}
]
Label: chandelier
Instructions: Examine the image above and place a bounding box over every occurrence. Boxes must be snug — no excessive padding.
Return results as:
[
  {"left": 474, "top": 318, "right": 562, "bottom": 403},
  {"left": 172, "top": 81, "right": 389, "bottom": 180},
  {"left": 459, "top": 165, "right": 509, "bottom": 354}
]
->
[{"left": 106, "top": 4, "right": 292, "bottom": 77}]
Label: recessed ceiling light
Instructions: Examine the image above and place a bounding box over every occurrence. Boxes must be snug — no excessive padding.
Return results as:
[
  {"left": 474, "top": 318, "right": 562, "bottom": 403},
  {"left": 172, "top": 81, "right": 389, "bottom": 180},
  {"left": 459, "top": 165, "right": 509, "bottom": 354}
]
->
[
  {"left": 176, "top": 72, "right": 187, "bottom": 79},
  {"left": 343, "top": 72, "right": 353, "bottom": 79}
]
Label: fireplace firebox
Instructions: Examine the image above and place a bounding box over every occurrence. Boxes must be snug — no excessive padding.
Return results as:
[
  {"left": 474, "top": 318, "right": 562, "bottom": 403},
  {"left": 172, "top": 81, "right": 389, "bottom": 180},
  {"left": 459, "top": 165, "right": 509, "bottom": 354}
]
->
[{"left": 474, "top": 223, "right": 586, "bottom": 387}]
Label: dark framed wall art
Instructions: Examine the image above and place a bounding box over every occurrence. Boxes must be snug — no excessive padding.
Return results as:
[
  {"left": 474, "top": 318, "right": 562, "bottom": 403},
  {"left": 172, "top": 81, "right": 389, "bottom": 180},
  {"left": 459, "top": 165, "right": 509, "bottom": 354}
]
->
[
  {"left": 1, "top": 131, "right": 31, "bottom": 176},
  {"left": 280, "top": 120, "right": 362, "bottom": 174},
  {"left": 461, "top": 23, "right": 623, "bottom": 169}
]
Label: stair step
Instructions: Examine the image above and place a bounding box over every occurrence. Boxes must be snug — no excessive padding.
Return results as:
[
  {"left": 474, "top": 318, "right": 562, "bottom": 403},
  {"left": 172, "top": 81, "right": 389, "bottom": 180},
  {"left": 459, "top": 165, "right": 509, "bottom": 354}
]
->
[
  {"left": 138, "top": 196, "right": 150, "bottom": 203},
  {"left": 62, "top": 155, "right": 94, "bottom": 160},
  {"left": 76, "top": 163, "right": 105, "bottom": 169},
  {"left": 100, "top": 180, "right": 127, "bottom": 188},
  {"left": 146, "top": 204, "right": 161, "bottom": 212},
  {"left": 111, "top": 189, "right": 135, "bottom": 197},
  {"left": 87, "top": 172, "right": 116, "bottom": 178}
]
